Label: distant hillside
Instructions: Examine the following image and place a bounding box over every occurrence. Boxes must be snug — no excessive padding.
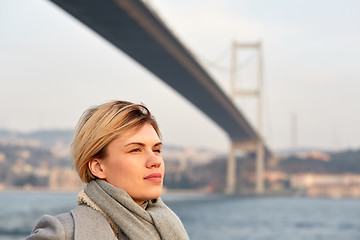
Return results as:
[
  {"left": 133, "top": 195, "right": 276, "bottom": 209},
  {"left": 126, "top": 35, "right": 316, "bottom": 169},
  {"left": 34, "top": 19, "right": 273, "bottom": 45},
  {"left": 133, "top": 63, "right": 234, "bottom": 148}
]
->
[
  {"left": 279, "top": 149, "right": 360, "bottom": 174},
  {"left": 275, "top": 147, "right": 332, "bottom": 156},
  {"left": 0, "top": 129, "right": 222, "bottom": 190},
  {"left": 0, "top": 129, "right": 217, "bottom": 153},
  {"left": 0, "top": 129, "right": 74, "bottom": 148}
]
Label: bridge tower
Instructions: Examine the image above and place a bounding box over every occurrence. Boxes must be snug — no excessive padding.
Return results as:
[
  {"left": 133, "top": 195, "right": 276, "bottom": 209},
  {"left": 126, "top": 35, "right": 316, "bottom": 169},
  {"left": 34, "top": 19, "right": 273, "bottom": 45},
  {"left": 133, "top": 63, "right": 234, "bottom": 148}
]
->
[{"left": 225, "top": 41, "right": 265, "bottom": 195}]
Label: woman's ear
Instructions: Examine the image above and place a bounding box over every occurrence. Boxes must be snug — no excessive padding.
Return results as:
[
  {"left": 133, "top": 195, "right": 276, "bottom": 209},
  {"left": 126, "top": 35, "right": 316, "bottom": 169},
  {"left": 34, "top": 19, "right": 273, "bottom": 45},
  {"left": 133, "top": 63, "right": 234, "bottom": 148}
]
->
[{"left": 88, "top": 158, "right": 106, "bottom": 179}]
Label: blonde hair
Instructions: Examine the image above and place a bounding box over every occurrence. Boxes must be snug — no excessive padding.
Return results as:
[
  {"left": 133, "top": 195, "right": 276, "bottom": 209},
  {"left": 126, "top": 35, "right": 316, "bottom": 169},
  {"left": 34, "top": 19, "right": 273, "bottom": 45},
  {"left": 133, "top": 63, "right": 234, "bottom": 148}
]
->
[{"left": 71, "top": 100, "right": 160, "bottom": 183}]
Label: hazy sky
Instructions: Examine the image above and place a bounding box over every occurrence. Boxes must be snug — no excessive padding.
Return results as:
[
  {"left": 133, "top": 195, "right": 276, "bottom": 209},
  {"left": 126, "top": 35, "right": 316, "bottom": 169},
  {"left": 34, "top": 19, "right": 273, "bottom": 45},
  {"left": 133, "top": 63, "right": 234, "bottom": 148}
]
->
[{"left": 1, "top": 0, "right": 360, "bottom": 152}]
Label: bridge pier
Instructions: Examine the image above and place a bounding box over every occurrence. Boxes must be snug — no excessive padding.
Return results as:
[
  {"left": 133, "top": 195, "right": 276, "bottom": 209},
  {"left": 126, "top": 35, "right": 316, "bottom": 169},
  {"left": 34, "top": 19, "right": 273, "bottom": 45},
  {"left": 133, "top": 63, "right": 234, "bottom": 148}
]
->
[
  {"left": 225, "top": 144, "right": 236, "bottom": 195},
  {"left": 225, "top": 140, "right": 265, "bottom": 195},
  {"left": 255, "top": 139, "right": 265, "bottom": 194}
]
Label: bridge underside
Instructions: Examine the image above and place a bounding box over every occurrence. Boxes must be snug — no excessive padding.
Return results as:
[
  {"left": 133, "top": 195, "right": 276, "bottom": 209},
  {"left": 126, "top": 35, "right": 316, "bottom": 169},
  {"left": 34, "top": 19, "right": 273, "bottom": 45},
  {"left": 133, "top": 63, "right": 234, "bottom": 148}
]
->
[{"left": 49, "top": 0, "right": 260, "bottom": 144}]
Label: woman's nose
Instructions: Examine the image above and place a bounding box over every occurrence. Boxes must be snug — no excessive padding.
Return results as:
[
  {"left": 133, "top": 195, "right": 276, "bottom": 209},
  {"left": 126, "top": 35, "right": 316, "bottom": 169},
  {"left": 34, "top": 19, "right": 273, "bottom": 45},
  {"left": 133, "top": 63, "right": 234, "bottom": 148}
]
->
[{"left": 146, "top": 151, "right": 162, "bottom": 168}]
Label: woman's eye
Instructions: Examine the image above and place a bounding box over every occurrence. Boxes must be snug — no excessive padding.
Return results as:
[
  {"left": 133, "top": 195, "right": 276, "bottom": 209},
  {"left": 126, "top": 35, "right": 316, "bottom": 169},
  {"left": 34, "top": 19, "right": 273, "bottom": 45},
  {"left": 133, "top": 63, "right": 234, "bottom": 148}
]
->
[
  {"left": 153, "top": 149, "right": 161, "bottom": 153},
  {"left": 130, "top": 148, "right": 141, "bottom": 153}
]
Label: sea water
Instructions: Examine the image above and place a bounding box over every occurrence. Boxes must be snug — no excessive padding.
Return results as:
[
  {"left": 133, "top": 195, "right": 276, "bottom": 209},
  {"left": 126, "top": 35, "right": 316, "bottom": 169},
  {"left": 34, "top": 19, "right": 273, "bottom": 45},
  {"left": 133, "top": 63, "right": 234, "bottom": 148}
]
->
[{"left": 0, "top": 192, "right": 359, "bottom": 240}]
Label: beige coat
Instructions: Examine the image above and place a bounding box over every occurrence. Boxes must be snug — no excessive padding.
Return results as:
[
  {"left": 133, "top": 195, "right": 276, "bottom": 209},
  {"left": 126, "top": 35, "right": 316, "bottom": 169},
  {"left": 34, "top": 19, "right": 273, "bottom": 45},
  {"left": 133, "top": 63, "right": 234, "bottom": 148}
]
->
[{"left": 26, "top": 205, "right": 117, "bottom": 240}]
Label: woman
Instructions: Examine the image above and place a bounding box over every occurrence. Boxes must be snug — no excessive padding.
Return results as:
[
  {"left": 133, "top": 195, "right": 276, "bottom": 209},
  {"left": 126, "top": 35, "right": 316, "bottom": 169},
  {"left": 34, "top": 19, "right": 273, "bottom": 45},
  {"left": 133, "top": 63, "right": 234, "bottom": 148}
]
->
[{"left": 26, "top": 100, "right": 189, "bottom": 240}]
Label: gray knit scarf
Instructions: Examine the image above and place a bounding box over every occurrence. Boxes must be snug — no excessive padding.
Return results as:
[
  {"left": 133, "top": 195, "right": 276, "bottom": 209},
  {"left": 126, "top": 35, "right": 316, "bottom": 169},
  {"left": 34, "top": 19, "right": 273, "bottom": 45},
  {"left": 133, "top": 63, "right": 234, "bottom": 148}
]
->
[{"left": 77, "top": 180, "right": 189, "bottom": 240}]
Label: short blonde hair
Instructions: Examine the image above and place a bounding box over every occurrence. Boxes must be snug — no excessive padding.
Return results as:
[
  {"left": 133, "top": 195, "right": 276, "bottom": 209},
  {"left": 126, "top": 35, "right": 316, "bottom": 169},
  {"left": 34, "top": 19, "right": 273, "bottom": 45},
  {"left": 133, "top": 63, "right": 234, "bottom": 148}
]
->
[{"left": 71, "top": 100, "right": 161, "bottom": 183}]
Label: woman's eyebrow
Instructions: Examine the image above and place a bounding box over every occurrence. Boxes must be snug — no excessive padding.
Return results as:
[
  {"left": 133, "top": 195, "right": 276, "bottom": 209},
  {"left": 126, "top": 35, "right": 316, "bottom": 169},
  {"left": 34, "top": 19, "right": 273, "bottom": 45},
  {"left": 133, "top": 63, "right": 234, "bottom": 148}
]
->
[
  {"left": 125, "top": 142, "right": 145, "bottom": 147},
  {"left": 125, "top": 142, "right": 162, "bottom": 147}
]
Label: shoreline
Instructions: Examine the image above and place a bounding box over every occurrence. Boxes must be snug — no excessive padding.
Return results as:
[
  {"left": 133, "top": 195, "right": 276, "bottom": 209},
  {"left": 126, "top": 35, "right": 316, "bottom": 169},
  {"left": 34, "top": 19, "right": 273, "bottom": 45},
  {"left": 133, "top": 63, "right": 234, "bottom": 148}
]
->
[{"left": 1, "top": 186, "right": 360, "bottom": 199}]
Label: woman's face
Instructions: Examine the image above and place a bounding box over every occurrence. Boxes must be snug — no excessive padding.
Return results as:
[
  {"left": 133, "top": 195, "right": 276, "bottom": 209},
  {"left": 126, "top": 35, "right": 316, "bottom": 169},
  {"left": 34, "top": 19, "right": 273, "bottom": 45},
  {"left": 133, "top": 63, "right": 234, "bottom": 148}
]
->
[{"left": 92, "top": 123, "right": 164, "bottom": 205}]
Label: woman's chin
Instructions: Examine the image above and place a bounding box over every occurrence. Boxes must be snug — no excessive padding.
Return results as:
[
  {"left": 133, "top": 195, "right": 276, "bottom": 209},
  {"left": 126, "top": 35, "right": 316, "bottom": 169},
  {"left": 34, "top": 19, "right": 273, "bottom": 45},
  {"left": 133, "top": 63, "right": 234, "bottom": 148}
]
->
[
  {"left": 147, "top": 188, "right": 163, "bottom": 200},
  {"left": 130, "top": 187, "right": 163, "bottom": 203}
]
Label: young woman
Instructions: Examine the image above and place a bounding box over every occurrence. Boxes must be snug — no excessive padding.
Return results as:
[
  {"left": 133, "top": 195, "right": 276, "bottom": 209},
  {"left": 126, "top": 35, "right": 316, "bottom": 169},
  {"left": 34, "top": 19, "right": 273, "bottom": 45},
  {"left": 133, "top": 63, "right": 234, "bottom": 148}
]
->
[{"left": 26, "top": 100, "right": 189, "bottom": 240}]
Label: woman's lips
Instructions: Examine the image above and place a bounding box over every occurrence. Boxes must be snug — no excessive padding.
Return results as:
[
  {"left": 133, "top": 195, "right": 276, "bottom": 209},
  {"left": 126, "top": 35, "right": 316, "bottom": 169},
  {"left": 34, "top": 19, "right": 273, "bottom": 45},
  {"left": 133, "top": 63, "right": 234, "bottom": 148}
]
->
[{"left": 144, "top": 173, "right": 162, "bottom": 183}]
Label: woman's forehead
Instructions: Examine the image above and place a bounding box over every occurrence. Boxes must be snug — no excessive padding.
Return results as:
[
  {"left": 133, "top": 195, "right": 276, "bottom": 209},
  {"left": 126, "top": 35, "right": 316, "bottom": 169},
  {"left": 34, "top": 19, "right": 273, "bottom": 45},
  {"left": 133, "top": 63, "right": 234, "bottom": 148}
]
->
[{"left": 113, "top": 123, "right": 161, "bottom": 145}]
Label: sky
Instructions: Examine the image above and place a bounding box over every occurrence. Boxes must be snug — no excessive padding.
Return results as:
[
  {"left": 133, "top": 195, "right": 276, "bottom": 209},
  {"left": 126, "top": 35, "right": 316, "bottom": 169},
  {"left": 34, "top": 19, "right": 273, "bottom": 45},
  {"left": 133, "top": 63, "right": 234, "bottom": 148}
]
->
[{"left": 1, "top": 0, "right": 360, "bottom": 153}]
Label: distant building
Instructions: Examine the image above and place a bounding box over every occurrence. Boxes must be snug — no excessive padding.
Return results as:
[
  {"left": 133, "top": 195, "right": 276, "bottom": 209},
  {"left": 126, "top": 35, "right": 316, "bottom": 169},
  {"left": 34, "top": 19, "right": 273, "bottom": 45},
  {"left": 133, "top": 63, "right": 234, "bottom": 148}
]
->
[
  {"left": 307, "top": 184, "right": 360, "bottom": 198},
  {"left": 49, "top": 168, "right": 84, "bottom": 191},
  {"left": 0, "top": 152, "right": 6, "bottom": 162},
  {"left": 296, "top": 151, "right": 331, "bottom": 162},
  {"left": 290, "top": 173, "right": 360, "bottom": 198}
]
